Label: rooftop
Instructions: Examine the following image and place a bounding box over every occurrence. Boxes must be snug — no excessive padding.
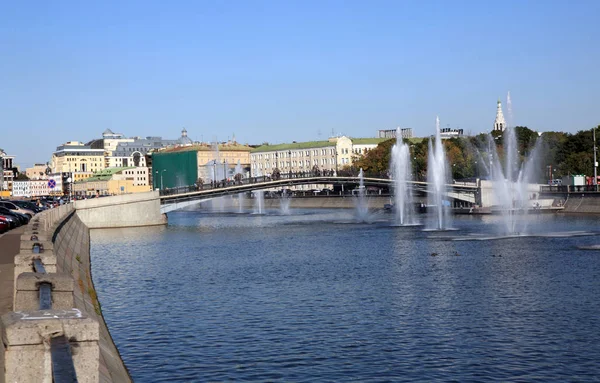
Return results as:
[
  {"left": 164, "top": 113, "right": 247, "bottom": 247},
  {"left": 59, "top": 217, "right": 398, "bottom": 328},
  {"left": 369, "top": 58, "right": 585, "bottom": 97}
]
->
[
  {"left": 74, "top": 167, "right": 136, "bottom": 183},
  {"left": 159, "top": 143, "right": 252, "bottom": 153},
  {"left": 251, "top": 141, "right": 334, "bottom": 153}
]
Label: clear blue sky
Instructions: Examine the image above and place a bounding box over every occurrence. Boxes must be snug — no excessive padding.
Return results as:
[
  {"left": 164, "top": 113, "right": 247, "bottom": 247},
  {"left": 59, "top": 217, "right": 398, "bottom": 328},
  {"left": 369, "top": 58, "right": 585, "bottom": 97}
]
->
[{"left": 1, "top": 0, "right": 599, "bottom": 167}]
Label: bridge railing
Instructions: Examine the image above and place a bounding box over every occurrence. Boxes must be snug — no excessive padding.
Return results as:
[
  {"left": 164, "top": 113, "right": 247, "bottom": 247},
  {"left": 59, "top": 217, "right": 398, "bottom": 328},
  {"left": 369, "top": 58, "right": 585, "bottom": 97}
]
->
[
  {"left": 158, "top": 171, "right": 382, "bottom": 197},
  {"left": 540, "top": 185, "right": 599, "bottom": 193}
]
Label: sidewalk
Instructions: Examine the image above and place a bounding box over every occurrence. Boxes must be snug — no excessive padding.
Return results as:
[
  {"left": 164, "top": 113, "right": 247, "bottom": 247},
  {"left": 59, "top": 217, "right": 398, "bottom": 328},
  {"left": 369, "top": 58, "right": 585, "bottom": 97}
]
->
[{"left": 0, "top": 226, "right": 26, "bottom": 317}]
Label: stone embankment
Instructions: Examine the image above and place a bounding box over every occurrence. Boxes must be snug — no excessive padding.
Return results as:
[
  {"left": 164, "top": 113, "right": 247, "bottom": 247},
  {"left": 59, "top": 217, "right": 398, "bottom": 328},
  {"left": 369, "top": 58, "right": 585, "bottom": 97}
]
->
[
  {"left": 261, "top": 196, "right": 393, "bottom": 209},
  {"left": 0, "top": 205, "right": 130, "bottom": 382},
  {"left": 562, "top": 194, "right": 600, "bottom": 214}
]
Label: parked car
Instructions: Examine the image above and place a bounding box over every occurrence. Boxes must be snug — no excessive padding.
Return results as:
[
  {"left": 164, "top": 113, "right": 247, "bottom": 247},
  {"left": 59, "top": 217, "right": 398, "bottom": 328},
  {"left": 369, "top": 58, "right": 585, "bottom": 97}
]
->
[
  {"left": 0, "top": 218, "right": 9, "bottom": 233},
  {"left": 0, "top": 214, "right": 19, "bottom": 229},
  {"left": 11, "top": 200, "right": 43, "bottom": 213},
  {"left": 0, "top": 201, "right": 35, "bottom": 218},
  {"left": 0, "top": 207, "right": 29, "bottom": 225}
]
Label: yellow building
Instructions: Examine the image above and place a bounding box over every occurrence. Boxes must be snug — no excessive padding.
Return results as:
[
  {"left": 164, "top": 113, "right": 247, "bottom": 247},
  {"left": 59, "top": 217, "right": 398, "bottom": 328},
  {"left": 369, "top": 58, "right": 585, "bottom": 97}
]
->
[
  {"left": 51, "top": 141, "right": 106, "bottom": 175},
  {"left": 72, "top": 167, "right": 150, "bottom": 197}
]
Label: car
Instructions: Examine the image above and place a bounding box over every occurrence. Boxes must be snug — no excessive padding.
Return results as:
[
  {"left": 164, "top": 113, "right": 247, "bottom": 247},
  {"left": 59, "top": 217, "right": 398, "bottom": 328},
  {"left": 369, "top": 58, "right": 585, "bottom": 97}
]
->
[
  {"left": 0, "top": 207, "right": 28, "bottom": 225},
  {"left": 0, "top": 214, "right": 19, "bottom": 229},
  {"left": 0, "top": 218, "right": 9, "bottom": 233},
  {"left": 0, "top": 201, "right": 35, "bottom": 218},
  {"left": 11, "top": 200, "right": 43, "bottom": 213}
]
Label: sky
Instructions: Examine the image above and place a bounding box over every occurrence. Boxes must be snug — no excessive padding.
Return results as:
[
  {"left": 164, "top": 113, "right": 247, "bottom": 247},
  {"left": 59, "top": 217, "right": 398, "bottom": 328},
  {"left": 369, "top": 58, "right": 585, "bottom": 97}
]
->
[{"left": 1, "top": 0, "right": 599, "bottom": 168}]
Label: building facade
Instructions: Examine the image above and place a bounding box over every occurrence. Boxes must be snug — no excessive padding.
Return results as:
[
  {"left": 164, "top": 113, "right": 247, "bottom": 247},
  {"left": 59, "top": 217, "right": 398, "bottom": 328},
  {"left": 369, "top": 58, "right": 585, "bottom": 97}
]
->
[
  {"left": 12, "top": 180, "right": 49, "bottom": 198},
  {"left": 152, "top": 142, "right": 252, "bottom": 188},
  {"left": 25, "top": 164, "right": 50, "bottom": 180},
  {"left": 72, "top": 167, "right": 151, "bottom": 197},
  {"left": 439, "top": 128, "right": 464, "bottom": 139},
  {"left": 250, "top": 136, "right": 387, "bottom": 176},
  {"left": 51, "top": 142, "right": 105, "bottom": 175},
  {"left": 378, "top": 128, "right": 413, "bottom": 139}
]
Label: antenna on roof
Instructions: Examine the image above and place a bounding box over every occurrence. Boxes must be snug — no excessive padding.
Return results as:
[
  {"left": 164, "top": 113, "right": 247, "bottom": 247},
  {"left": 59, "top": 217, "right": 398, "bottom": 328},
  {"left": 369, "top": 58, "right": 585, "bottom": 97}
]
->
[{"left": 317, "top": 129, "right": 322, "bottom": 138}]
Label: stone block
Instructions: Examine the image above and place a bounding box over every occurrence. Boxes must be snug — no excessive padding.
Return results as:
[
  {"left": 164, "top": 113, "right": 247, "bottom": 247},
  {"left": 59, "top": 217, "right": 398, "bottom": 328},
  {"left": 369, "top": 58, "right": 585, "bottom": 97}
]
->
[
  {"left": 20, "top": 240, "right": 54, "bottom": 253},
  {"left": 14, "top": 273, "right": 74, "bottom": 311},
  {"left": 0, "top": 310, "right": 99, "bottom": 383}
]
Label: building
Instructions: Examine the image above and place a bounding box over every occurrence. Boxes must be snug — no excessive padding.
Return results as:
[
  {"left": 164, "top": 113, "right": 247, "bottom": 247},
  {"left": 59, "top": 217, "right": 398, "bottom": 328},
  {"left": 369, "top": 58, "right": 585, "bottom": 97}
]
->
[
  {"left": 0, "top": 150, "right": 15, "bottom": 197},
  {"left": 494, "top": 100, "right": 506, "bottom": 132},
  {"left": 72, "top": 167, "right": 151, "bottom": 197},
  {"left": 250, "top": 136, "right": 387, "bottom": 176},
  {"left": 378, "top": 128, "right": 413, "bottom": 139},
  {"left": 439, "top": 128, "right": 464, "bottom": 139},
  {"left": 50, "top": 142, "right": 105, "bottom": 180},
  {"left": 12, "top": 180, "right": 49, "bottom": 198},
  {"left": 25, "top": 164, "right": 50, "bottom": 180},
  {"left": 152, "top": 142, "right": 252, "bottom": 189},
  {"left": 100, "top": 129, "right": 135, "bottom": 157},
  {"left": 106, "top": 136, "right": 180, "bottom": 168},
  {"left": 351, "top": 138, "right": 389, "bottom": 158}
]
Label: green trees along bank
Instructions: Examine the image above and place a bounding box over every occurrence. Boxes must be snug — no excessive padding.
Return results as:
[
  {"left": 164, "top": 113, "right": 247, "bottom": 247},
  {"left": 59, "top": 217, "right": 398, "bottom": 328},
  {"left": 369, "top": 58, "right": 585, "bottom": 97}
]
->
[{"left": 348, "top": 126, "right": 600, "bottom": 184}]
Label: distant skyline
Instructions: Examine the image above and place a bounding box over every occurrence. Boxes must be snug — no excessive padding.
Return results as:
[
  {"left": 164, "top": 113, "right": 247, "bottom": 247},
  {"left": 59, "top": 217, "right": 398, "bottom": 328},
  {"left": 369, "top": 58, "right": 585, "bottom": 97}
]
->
[{"left": 2, "top": 0, "right": 599, "bottom": 168}]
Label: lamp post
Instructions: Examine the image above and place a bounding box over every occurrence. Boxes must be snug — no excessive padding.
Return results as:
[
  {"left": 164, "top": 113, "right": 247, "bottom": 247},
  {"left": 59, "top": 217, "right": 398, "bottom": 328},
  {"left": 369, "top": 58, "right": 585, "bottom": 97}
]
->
[
  {"left": 213, "top": 160, "right": 217, "bottom": 186},
  {"left": 288, "top": 150, "right": 292, "bottom": 178},
  {"left": 594, "top": 126, "right": 598, "bottom": 190},
  {"left": 155, "top": 169, "right": 166, "bottom": 190}
]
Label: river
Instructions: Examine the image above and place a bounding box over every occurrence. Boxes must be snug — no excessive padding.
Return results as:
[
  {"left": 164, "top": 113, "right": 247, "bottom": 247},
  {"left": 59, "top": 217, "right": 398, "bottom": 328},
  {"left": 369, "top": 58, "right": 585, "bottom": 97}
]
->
[{"left": 91, "top": 208, "right": 600, "bottom": 382}]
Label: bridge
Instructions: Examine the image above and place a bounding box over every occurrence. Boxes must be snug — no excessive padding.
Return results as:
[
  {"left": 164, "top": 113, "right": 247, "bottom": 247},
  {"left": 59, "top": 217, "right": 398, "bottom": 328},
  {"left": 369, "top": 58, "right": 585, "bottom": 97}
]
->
[{"left": 158, "top": 175, "right": 480, "bottom": 213}]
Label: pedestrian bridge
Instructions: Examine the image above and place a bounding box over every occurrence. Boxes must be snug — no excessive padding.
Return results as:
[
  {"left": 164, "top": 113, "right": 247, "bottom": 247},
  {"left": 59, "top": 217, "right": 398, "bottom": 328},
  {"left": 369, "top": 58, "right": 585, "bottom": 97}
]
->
[{"left": 159, "top": 175, "right": 479, "bottom": 213}]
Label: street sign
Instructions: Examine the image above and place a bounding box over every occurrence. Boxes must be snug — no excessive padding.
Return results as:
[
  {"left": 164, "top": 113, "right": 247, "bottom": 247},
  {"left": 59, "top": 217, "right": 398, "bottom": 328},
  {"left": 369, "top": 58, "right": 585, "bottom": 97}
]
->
[{"left": 48, "top": 179, "right": 56, "bottom": 189}]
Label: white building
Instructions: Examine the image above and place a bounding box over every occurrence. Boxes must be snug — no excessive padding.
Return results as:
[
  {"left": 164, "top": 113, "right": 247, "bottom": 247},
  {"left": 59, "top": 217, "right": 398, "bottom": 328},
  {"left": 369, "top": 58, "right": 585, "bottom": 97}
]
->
[
  {"left": 12, "top": 180, "right": 50, "bottom": 198},
  {"left": 250, "top": 136, "right": 387, "bottom": 176},
  {"left": 378, "top": 128, "right": 413, "bottom": 139},
  {"left": 439, "top": 128, "right": 464, "bottom": 139},
  {"left": 494, "top": 100, "right": 506, "bottom": 132}
]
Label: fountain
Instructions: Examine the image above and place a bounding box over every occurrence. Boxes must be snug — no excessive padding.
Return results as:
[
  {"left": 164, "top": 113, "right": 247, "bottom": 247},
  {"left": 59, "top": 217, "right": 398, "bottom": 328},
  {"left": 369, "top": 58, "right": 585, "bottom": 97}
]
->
[
  {"left": 488, "top": 93, "right": 542, "bottom": 235},
  {"left": 354, "top": 168, "right": 370, "bottom": 221},
  {"left": 426, "top": 117, "right": 451, "bottom": 230},
  {"left": 253, "top": 190, "right": 264, "bottom": 214},
  {"left": 280, "top": 192, "right": 291, "bottom": 215},
  {"left": 390, "top": 129, "right": 416, "bottom": 225}
]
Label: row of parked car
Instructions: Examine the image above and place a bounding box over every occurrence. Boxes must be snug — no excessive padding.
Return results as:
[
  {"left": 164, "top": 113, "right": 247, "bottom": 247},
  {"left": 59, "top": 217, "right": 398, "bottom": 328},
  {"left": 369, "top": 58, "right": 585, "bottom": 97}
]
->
[{"left": 0, "top": 199, "right": 46, "bottom": 234}]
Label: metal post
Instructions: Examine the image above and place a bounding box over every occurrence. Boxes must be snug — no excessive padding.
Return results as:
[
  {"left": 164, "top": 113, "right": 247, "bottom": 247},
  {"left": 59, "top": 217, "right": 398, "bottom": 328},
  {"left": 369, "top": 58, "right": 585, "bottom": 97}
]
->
[
  {"left": 594, "top": 126, "right": 597, "bottom": 191},
  {"left": 213, "top": 160, "right": 216, "bottom": 186}
]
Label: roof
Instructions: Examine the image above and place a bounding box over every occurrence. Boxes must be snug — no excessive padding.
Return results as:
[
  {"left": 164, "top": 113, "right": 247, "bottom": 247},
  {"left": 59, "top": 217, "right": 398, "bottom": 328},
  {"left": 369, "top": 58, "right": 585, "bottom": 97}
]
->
[
  {"left": 103, "top": 129, "right": 114, "bottom": 135},
  {"left": 351, "top": 138, "right": 389, "bottom": 145},
  {"left": 74, "top": 167, "right": 136, "bottom": 183},
  {"left": 251, "top": 141, "right": 334, "bottom": 153},
  {"left": 159, "top": 143, "right": 252, "bottom": 154}
]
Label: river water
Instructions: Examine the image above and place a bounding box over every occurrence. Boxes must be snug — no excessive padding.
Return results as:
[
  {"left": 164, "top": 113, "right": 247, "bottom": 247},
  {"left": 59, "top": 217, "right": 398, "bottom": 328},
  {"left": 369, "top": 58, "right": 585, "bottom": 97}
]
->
[{"left": 91, "top": 208, "right": 600, "bottom": 382}]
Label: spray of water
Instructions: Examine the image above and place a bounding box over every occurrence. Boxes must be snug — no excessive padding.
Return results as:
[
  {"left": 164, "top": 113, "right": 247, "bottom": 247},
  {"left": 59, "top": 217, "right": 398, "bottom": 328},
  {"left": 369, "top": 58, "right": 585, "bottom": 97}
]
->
[
  {"left": 427, "top": 117, "right": 450, "bottom": 230},
  {"left": 390, "top": 129, "right": 416, "bottom": 225}
]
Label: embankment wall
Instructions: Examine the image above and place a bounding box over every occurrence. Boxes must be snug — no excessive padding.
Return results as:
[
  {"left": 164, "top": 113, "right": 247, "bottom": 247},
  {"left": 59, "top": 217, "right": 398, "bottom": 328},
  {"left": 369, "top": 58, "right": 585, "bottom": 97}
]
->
[
  {"left": 54, "top": 211, "right": 131, "bottom": 382},
  {"left": 75, "top": 191, "right": 166, "bottom": 229},
  {"left": 562, "top": 193, "right": 600, "bottom": 214}
]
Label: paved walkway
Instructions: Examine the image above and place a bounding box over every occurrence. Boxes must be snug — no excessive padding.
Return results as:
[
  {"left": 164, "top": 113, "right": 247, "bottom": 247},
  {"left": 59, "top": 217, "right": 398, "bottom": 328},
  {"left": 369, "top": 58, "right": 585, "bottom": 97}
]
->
[
  {"left": 0, "top": 226, "right": 25, "bottom": 317},
  {"left": 0, "top": 226, "right": 25, "bottom": 379}
]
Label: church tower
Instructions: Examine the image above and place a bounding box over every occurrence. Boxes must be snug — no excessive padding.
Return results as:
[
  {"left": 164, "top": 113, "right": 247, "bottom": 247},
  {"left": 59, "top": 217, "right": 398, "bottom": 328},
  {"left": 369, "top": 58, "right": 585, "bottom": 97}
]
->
[{"left": 494, "top": 99, "right": 506, "bottom": 132}]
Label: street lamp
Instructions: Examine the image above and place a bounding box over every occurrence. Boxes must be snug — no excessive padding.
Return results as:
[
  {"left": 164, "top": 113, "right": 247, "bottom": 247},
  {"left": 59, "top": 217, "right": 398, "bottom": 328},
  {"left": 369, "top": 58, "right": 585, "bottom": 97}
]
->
[
  {"left": 213, "top": 160, "right": 217, "bottom": 186},
  {"left": 288, "top": 150, "right": 292, "bottom": 178},
  {"left": 155, "top": 169, "right": 166, "bottom": 190},
  {"left": 223, "top": 159, "right": 227, "bottom": 183}
]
